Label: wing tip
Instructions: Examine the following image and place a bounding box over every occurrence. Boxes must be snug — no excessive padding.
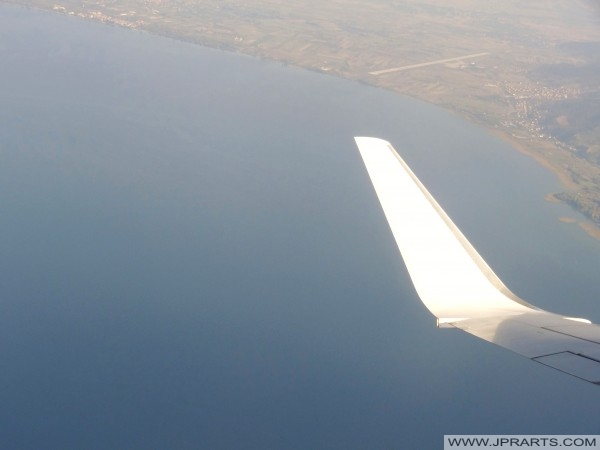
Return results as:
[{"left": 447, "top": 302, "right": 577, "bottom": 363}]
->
[{"left": 354, "top": 136, "right": 391, "bottom": 147}]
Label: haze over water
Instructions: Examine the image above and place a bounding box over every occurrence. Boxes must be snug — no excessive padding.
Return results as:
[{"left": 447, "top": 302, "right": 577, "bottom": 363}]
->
[{"left": 1, "top": 4, "right": 600, "bottom": 448}]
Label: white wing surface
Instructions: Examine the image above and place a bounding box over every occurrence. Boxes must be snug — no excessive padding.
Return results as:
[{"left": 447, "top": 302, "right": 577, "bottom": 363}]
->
[{"left": 355, "top": 136, "right": 600, "bottom": 385}]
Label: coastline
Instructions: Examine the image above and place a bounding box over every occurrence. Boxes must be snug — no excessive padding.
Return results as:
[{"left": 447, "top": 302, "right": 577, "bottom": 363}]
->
[
  {"left": 4, "top": 1, "right": 600, "bottom": 241},
  {"left": 489, "top": 128, "right": 600, "bottom": 240},
  {"left": 489, "top": 130, "right": 577, "bottom": 192}
]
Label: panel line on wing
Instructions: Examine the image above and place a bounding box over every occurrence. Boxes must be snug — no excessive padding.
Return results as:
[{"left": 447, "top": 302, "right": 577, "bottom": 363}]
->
[
  {"left": 533, "top": 351, "right": 600, "bottom": 383},
  {"left": 541, "top": 327, "right": 600, "bottom": 345}
]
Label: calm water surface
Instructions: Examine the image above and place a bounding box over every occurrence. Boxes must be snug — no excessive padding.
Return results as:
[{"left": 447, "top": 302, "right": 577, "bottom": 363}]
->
[{"left": 1, "top": 4, "right": 600, "bottom": 449}]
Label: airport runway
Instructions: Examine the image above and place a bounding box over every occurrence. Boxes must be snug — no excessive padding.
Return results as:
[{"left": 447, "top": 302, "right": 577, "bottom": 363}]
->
[{"left": 369, "top": 52, "right": 490, "bottom": 76}]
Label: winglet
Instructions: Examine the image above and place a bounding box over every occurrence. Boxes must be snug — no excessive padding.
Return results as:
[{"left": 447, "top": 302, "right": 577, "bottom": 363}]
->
[
  {"left": 355, "top": 137, "right": 600, "bottom": 385},
  {"left": 354, "top": 136, "right": 534, "bottom": 320}
]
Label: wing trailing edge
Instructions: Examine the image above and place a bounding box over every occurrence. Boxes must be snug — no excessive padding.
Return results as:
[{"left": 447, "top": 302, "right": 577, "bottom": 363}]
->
[{"left": 355, "top": 136, "right": 600, "bottom": 385}]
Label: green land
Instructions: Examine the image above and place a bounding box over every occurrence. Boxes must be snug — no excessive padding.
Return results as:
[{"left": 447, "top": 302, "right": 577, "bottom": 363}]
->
[{"left": 5, "top": 0, "right": 600, "bottom": 236}]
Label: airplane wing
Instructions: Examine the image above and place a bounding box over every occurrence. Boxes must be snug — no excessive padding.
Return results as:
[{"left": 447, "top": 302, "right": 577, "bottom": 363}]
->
[{"left": 355, "top": 136, "right": 600, "bottom": 385}]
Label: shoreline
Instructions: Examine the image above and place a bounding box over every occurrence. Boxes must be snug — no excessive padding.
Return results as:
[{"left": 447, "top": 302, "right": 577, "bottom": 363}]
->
[
  {"left": 489, "top": 128, "right": 600, "bottom": 240},
  {"left": 5, "top": 1, "right": 600, "bottom": 241}
]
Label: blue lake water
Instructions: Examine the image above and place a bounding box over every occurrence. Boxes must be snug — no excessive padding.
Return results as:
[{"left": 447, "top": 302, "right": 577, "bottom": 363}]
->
[{"left": 1, "top": 4, "right": 600, "bottom": 449}]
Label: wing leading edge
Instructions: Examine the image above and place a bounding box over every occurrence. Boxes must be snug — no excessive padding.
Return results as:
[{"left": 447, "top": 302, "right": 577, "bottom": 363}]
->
[{"left": 355, "top": 136, "right": 600, "bottom": 385}]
